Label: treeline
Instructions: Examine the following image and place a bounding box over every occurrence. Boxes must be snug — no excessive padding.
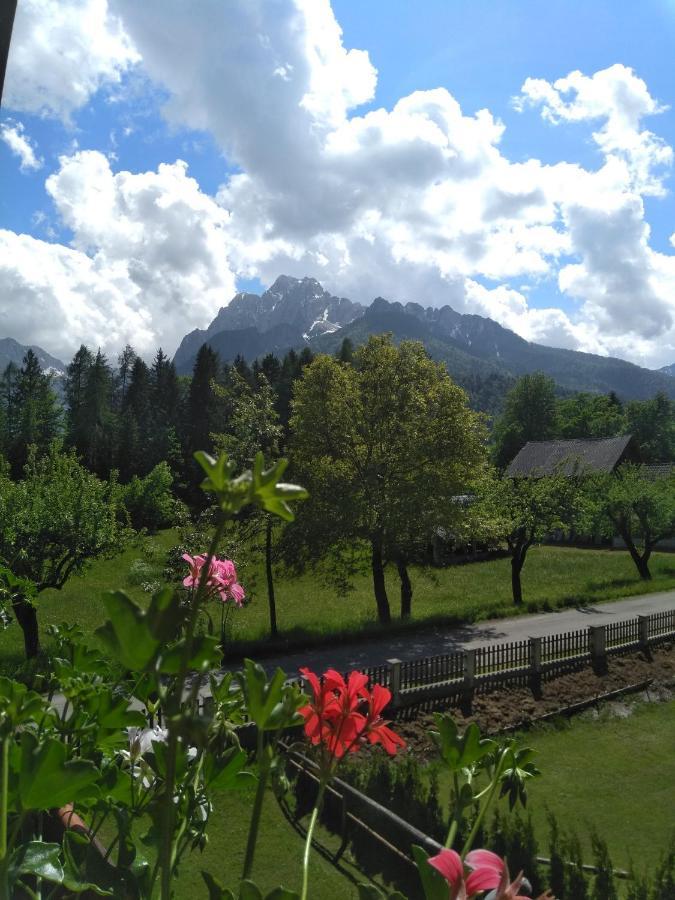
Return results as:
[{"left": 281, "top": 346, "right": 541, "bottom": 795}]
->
[
  {"left": 492, "top": 372, "right": 675, "bottom": 469},
  {"left": 0, "top": 342, "right": 316, "bottom": 485}
]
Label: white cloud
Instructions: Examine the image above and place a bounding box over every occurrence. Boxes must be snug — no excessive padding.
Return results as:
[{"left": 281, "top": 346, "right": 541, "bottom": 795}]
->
[
  {"left": 4, "top": 0, "right": 675, "bottom": 368},
  {"left": 0, "top": 152, "right": 237, "bottom": 360},
  {"left": 0, "top": 120, "right": 42, "bottom": 171},
  {"left": 4, "top": 0, "right": 138, "bottom": 120}
]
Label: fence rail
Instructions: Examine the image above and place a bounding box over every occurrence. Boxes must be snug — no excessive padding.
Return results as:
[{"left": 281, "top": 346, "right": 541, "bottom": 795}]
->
[{"left": 340, "top": 609, "right": 675, "bottom": 711}]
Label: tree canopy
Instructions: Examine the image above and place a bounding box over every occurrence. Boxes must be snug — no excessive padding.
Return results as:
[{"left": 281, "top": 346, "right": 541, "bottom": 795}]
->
[{"left": 288, "top": 335, "right": 487, "bottom": 621}]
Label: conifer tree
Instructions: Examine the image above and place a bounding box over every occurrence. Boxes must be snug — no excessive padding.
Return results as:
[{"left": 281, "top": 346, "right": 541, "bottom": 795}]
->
[
  {"left": 64, "top": 345, "right": 93, "bottom": 456},
  {"left": 8, "top": 351, "right": 61, "bottom": 473}
]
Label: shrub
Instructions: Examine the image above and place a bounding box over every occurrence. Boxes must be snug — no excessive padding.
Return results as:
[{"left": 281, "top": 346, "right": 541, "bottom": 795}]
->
[{"left": 120, "top": 462, "right": 178, "bottom": 531}]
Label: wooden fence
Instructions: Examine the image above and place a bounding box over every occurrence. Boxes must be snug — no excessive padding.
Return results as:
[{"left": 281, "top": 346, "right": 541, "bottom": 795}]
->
[{"left": 354, "top": 609, "right": 674, "bottom": 711}]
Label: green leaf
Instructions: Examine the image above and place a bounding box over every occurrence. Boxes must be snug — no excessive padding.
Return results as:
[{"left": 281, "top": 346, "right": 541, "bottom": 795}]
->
[
  {"left": 249, "top": 454, "right": 308, "bottom": 522},
  {"left": 411, "top": 845, "right": 449, "bottom": 900},
  {"left": 202, "top": 870, "right": 233, "bottom": 900},
  {"left": 159, "top": 634, "right": 221, "bottom": 674},
  {"left": 19, "top": 732, "right": 100, "bottom": 809},
  {"left": 95, "top": 588, "right": 182, "bottom": 670},
  {"left": 239, "top": 880, "right": 264, "bottom": 900},
  {"left": 265, "top": 888, "right": 301, "bottom": 899},
  {"left": 204, "top": 747, "right": 254, "bottom": 791},
  {"left": 357, "top": 885, "right": 387, "bottom": 899},
  {"left": 430, "top": 714, "right": 494, "bottom": 773},
  {"left": 12, "top": 841, "right": 63, "bottom": 884},
  {"left": 194, "top": 451, "right": 307, "bottom": 521}
]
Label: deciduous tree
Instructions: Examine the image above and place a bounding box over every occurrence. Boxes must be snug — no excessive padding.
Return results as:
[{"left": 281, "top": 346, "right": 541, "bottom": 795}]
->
[{"left": 288, "top": 335, "right": 486, "bottom": 622}]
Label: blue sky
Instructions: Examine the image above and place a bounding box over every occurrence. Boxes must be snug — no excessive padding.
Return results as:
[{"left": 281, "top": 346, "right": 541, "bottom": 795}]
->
[{"left": 1, "top": 0, "right": 674, "bottom": 367}]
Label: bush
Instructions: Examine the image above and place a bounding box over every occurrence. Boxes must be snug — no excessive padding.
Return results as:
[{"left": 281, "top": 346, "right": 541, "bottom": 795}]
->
[{"left": 120, "top": 462, "right": 180, "bottom": 531}]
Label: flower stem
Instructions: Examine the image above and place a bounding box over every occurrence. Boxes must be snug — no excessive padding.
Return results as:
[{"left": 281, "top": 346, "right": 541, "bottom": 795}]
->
[
  {"left": 242, "top": 730, "right": 268, "bottom": 881},
  {"left": 159, "top": 520, "right": 226, "bottom": 900},
  {"left": 301, "top": 780, "right": 327, "bottom": 900},
  {"left": 461, "top": 750, "right": 508, "bottom": 858},
  {"left": 0, "top": 737, "right": 8, "bottom": 862}
]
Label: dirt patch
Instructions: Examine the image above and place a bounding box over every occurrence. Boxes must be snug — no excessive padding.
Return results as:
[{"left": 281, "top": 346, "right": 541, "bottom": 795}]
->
[{"left": 396, "top": 642, "right": 675, "bottom": 756}]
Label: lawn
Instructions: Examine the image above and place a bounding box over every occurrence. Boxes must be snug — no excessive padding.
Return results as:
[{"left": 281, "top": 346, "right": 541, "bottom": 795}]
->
[
  {"left": 172, "top": 785, "right": 377, "bottom": 898},
  {"left": 425, "top": 700, "right": 675, "bottom": 896},
  {"left": 3, "top": 532, "right": 675, "bottom": 672},
  {"left": 494, "top": 700, "right": 674, "bottom": 874}
]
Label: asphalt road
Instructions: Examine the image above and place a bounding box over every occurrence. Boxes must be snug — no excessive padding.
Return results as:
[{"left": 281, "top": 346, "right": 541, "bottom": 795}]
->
[{"left": 221, "top": 590, "right": 675, "bottom": 678}]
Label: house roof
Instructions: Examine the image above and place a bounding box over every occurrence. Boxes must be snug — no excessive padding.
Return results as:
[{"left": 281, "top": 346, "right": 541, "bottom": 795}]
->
[{"left": 505, "top": 435, "right": 637, "bottom": 477}]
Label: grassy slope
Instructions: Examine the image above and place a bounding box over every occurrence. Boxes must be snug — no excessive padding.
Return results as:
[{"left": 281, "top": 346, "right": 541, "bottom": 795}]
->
[
  {"left": 513, "top": 700, "right": 675, "bottom": 871},
  {"left": 3, "top": 534, "right": 675, "bottom": 672}
]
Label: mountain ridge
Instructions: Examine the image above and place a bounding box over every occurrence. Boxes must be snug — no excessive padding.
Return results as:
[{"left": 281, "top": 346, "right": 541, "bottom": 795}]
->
[
  {"left": 0, "top": 338, "right": 66, "bottom": 376},
  {"left": 173, "top": 276, "right": 675, "bottom": 404}
]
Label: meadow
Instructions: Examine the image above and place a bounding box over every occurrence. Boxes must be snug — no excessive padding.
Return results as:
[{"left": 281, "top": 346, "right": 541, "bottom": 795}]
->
[{"left": 3, "top": 527, "right": 675, "bottom": 674}]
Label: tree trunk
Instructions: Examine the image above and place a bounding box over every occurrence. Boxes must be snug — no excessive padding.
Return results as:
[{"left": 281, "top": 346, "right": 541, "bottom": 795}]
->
[
  {"left": 511, "top": 554, "right": 524, "bottom": 606},
  {"left": 622, "top": 532, "right": 652, "bottom": 580},
  {"left": 12, "top": 594, "right": 40, "bottom": 658},
  {"left": 396, "top": 554, "right": 413, "bottom": 620},
  {"left": 370, "top": 536, "right": 391, "bottom": 624},
  {"left": 265, "top": 517, "right": 278, "bottom": 638}
]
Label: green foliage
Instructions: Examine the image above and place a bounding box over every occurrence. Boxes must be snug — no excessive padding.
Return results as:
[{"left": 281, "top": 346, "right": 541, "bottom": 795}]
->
[
  {"left": 287, "top": 335, "right": 487, "bottom": 621},
  {"left": 476, "top": 470, "right": 580, "bottom": 603},
  {"left": 120, "top": 461, "right": 178, "bottom": 531},
  {"left": 579, "top": 464, "right": 675, "bottom": 578},
  {"left": 492, "top": 372, "right": 557, "bottom": 469}
]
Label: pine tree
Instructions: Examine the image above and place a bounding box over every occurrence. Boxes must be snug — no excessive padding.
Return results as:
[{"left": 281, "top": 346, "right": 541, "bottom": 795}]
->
[
  {"left": 81, "top": 350, "right": 114, "bottom": 476},
  {"left": 114, "top": 344, "right": 137, "bottom": 411},
  {"left": 64, "top": 345, "right": 93, "bottom": 456},
  {"left": 150, "top": 348, "right": 182, "bottom": 468},
  {"left": 186, "top": 344, "right": 220, "bottom": 456},
  {"left": 117, "top": 357, "right": 152, "bottom": 479},
  {"left": 0, "top": 362, "right": 19, "bottom": 458},
  {"left": 9, "top": 351, "right": 61, "bottom": 473}
]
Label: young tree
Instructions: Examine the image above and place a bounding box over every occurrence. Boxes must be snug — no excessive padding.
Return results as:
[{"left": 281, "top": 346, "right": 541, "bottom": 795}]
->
[
  {"left": 492, "top": 373, "right": 558, "bottom": 470},
  {"left": 0, "top": 445, "right": 126, "bottom": 658},
  {"left": 289, "top": 336, "right": 486, "bottom": 623},
  {"left": 212, "top": 372, "right": 284, "bottom": 637},
  {"left": 477, "top": 471, "right": 579, "bottom": 605},
  {"left": 579, "top": 465, "right": 675, "bottom": 580}
]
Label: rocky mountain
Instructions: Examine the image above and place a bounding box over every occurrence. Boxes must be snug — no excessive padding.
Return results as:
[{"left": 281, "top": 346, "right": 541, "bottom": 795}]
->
[
  {"left": 173, "top": 276, "right": 675, "bottom": 405},
  {"left": 173, "top": 275, "right": 363, "bottom": 373},
  {"left": 659, "top": 363, "right": 675, "bottom": 377},
  {"left": 0, "top": 338, "right": 66, "bottom": 376}
]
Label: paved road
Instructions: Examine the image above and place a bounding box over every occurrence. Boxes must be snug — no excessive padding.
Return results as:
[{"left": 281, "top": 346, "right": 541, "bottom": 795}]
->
[{"left": 222, "top": 590, "right": 675, "bottom": 678}]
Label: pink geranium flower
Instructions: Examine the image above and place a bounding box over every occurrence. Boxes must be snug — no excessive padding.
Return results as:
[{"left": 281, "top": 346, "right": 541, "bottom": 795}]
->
[
  {"left": 428, "top": 848, "right": 554, "bottom": 899},
  {"left": 429, "top": 848, "right": 503, "bottom": 899},
  {"left": 182, "top": 553, "right": 246, "bottom": 606}
]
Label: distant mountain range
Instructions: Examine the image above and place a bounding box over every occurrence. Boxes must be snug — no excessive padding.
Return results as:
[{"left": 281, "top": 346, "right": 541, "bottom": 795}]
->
[
  {"left": 173, "top": 275, "right": 363, "bottom": 373},
  {"left": 173, "top": 276, "right": 675, "bottom": 406},
  {"left": 0, "top": 338, "right": 66, "bottom": 376},
  {"left": 659, "top": 363, "right": 675, "bottom": 377}
]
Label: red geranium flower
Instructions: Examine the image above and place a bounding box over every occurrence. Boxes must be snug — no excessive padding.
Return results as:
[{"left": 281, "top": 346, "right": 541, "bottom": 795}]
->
[{"left": 299, "top": 667, "right": 405, "bottom": 764}]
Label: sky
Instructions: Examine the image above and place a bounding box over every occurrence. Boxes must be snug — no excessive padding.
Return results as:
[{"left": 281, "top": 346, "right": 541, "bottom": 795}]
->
[{"left": 1, "top": 0, "right": 675, "bottom": 369}]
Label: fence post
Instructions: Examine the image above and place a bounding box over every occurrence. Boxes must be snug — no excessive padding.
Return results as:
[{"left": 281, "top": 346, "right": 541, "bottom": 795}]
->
[
  {"left": 528, "top": 635, "right": 542, "bottom": 697},
  {"left": 589, "top": 625, "right": 607, "bottom": 673},
  {"left": 461, "top": 649, "right": 476, "bottom": 712},
  {"left": 637, "top": 615, "right": 650, "bottom": 650},
  {"left": 387, "top": 659, "right": 402, "bottom": 709}
]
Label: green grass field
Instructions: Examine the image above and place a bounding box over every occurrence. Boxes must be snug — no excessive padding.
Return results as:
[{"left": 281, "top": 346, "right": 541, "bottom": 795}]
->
[
  {"left": 437, "top": 699, "right": 675, "bottom": 878},
  {"left": 3, "top": 531, "right": 675, "bottom": 673},
  {"left": 517, "top": 700, "right": 675, "bottom": 872},
  {"left": 173, "top": 785, "right": 376, "bottom": 898}
]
